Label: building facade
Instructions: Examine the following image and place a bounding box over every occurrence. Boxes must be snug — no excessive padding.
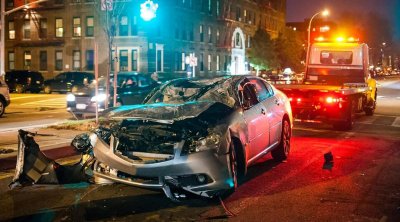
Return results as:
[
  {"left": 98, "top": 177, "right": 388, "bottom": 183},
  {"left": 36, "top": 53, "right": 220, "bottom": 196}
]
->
[{"left": 4, "top": 0, "right": 286, "bottom": 79}]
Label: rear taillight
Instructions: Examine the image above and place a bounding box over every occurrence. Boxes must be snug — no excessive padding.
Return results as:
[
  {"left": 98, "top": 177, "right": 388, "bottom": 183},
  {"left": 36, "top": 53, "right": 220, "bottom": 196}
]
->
[{"left": 325, "top": 97, "right": 342, "bottom": 104}]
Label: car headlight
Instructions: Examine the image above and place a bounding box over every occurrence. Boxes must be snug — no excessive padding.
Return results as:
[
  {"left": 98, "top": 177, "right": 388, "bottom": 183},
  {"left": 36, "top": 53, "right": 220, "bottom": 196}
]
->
[
  {"left": 91, "top": 94, "right": 107, "bottom": 102},
  {"left": 66, "top": 93, "right": 76, "bottom": 102},
  {"left": 181, "top": 133, "right": 221, "bottom": 155}
]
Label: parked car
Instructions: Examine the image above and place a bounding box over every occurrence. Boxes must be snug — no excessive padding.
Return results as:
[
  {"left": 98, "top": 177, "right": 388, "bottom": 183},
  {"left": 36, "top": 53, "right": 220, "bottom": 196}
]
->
[
  {"left": 5, "top": 70, "right": 44, "bottom": 93},
  {"left": 44, "top": 71, "right": 94, "bottom": 94},
  {"left": 0, "top": 78, "right": 11, "bottom": 117},
  {"left": 11, "top": 75, "right": 293, "bottom": 200},
  {"left": 67, "top": 72, "right": 159, "bottom": 116}
]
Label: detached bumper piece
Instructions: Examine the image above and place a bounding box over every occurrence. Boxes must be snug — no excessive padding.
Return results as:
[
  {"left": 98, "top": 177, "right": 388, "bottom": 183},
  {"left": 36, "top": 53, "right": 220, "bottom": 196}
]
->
[{"left": 9, "top": 130, "right": 93, "bottom": 189}]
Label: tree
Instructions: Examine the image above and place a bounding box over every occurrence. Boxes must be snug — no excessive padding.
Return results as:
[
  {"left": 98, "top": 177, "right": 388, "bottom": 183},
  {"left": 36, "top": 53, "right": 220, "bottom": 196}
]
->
[
  {"left": 275, "top": 28, "right": 304, "bottom": 72},
  {"left": 248, "top": 28, "right": 278, "bottom": 74}
]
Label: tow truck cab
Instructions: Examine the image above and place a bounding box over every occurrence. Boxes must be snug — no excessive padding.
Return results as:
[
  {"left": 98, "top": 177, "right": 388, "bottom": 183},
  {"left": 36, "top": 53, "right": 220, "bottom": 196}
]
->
[{"left": 276, "top": 40, "right": 377, "bottom": 130}]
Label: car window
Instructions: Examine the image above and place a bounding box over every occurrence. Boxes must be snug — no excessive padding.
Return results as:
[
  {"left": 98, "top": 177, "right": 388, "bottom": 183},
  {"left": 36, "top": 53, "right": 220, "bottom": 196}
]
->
[
  {"left": 138, "top": 76, "right": 150, "bottom": 87},
  {"left": 55, "top": 73, "right": 66, "bottom": 80},
  {"left": 249, "top": 78, "right": 271, "bottom": 101},
  {"left": 239, "top": 79, "right": 259, "bottom": 108},
  {"left": 262, "top": 80, "right": 275, "bottom": 97}
]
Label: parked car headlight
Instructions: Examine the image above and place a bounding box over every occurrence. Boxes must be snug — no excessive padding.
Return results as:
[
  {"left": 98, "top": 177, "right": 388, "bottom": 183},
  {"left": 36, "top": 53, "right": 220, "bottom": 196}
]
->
[
  {"left": 66, "top": 93, "right": 76, "bottom": 102},
  {"left": 91, "top": 94, "right": 107, "bottom": 102},
  {"left": 182, "top": 133, "right": 221, "bottom": 155}
]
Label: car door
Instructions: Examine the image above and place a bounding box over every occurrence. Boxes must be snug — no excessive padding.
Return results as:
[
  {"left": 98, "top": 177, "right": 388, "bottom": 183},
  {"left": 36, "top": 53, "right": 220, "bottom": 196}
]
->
[
  {"left": 238, "top": 79, "right": 269, "bottom": 161},
  {"left": 262, "top": 80, "right": 283, "bottom": 146},
  {"left": 53, "top": 73, "right": 67, "bottom": 91}
]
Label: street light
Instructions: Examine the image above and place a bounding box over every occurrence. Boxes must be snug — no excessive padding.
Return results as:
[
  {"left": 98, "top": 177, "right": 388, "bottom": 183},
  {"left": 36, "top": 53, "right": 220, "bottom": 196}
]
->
[
  {"left": 305, "top": 9, "right": 329, "bottom": 71},
  {"left": 0, "top": 0, "right": 49, "bottom": 77}
]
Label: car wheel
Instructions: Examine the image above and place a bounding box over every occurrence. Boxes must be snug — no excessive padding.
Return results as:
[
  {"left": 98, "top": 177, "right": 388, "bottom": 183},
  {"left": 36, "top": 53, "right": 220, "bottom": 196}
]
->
[
  {"left": 271, "top": 118, "right": 291, "bottom": 161},
  {"left": 15, "top": 84, "right": 24, "bottom": 93},
  {"left": 44, "top": 86, "right": 52, "bottom": 94},
  {"left": 0, "top": 99, "right": 5, "bottom": 117},
  {"left": 229, "top": 142, "right": 238, "bottom": 191},
  {"left": 365, "top": 93, "right": 377, "bottom": 116}
]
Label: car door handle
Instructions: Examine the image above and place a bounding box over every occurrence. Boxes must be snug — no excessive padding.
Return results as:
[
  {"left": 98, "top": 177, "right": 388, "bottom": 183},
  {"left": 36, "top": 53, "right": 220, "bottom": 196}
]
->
[
  {"left": 261, "top": 108, "right": 266, "bottom": 115},
  {"left": 275, "top": 100, "right": 280, "bottom": 106}
]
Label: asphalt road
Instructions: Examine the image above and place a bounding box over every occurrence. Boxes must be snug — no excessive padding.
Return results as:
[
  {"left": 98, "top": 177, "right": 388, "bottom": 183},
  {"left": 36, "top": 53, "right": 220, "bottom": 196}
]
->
[
  {"left": 0, "top": 93, "right": 71, "bottom": 132},
  {"left": 0, "top": 77, "right": 399, "bottom": 221}
]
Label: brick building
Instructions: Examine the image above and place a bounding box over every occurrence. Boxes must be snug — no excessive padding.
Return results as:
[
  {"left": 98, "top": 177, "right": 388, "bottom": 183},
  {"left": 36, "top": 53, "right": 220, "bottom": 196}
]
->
[{"left": 4, "top": 0, "right": 286, "bottom": 79}]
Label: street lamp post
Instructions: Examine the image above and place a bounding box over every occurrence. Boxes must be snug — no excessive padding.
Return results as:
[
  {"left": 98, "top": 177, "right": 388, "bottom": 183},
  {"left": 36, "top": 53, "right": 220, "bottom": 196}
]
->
[
  {"left": 305, "top": 9, "right": 329, "bottom": 71},
  {"left": 0, "top": 0, "right": 49, "bottom": 77}
]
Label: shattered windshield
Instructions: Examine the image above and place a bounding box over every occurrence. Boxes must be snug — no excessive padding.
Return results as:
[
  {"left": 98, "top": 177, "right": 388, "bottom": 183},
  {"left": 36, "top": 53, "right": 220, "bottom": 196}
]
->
[{"left": 145, "top": 77, "right": 237, "bottom": 107}]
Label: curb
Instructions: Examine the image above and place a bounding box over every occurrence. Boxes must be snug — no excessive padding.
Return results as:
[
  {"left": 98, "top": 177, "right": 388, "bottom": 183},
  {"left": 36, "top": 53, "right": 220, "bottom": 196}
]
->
[{"left": 0, "top": 141, "right": 72, "bottom": 160}]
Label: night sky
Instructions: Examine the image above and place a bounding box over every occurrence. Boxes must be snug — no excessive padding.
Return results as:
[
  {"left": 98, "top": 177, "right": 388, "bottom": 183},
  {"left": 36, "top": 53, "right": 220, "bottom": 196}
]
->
[{"left": 286, "top": 0, "right": 399, "bottom": 39}]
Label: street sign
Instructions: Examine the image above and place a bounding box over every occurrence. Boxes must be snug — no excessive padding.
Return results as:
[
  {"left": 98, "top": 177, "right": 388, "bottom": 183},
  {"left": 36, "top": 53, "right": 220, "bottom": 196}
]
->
[{"left": 101, "top": 0, "right": 113, "bottom": 11}]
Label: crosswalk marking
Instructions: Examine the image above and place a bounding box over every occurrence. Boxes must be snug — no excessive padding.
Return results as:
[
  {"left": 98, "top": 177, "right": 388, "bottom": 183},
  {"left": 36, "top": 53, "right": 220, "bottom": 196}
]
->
[
  {"left": 392, "top": 117, "right": 400, "bottom": 127},
  {"left": 357, "top": 116, "right": 378, "bottom": 124},
  {"left": 21, "top": 98, "right": 66, "bottom": 108}
]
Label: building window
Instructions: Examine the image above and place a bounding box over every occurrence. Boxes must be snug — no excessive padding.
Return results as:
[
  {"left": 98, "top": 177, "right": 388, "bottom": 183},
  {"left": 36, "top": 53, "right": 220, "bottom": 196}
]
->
[
  {"left": 119, "top": 15, "right": 128, "bottom": 36},
  {"left": 55, "top": 18, "right": 63, "bottom": 37},
  {"left": 199, "top": 25, "right": 204, "bottom": 42},
  {"left": 181, "top": 25, "right": 187, "bottom": 40},
  {"left": 181, "top": 52, "right": 186, "bottom": 71},
  {"left": 216, "top": 0, "right": 220, "bottom": 16},
  {"left": 131, "top": 16, "right": 138, "bottom": 35},
  {"left": 6, "top": 0, "right": 13, "bottom": 7},
  {"left": 40, "top": 51, "right": 47, "bottom": 71},
  {"left": 8, "top": 52, "right": 15, "bottom": 70},
  {"left": 8, "top": 21, "right": 15, "bottom": 40},
  {"left": 216, "top": 55, "right": 220, "bottom": 71},
  {"left": 216, "top": 28, "right": 220, "bottom": 44},
  {"left": 208, "top": 27, "right": 212, "bottom": 43},
  {"left": 224, "top": 55, "right": 229, "bottom": 71},
  {"left": 55, "top": 51, "right": 63, "bottom": 71},
  {"left": 175, "top": 25, "right": 180, "bottom": 39},
  {"left": 55, "top": 0, "right": 64, "bottom": 4},
  {"left": 200, "top": 53, "right": 204, "bottom": 71},
  {"left": 208, "top": 54, "right": 212, "bottom": 71},
  {"left": 236, "top": 7, "right": 241, "bottom": 21},
  {"left": 73, "top": 17, "right": 81, "bottom": 37},
  {"left": 73, "top": 50, "right": 81, "bottom": 70},
  {"left": 86, "top": 16, "right": 94, "bottom": 37},
  {"left": 175, "top": 52, "right": 180, "bottom": 71},
  {"left": 24, "top": 51, "right": 31, "bottom": 68},
  {"left": 119, "top": 50, "right": 128, "bottom": 71},
  {"left": 244, "top": 10, "right": 247, "bottom": 23},
  {"left": 23, "top": 20, "right": 30, "bottom": 39},
  {"left": 157, "top": 49, "right": 163, "bottom": 72},
  {"left": 189, "top": 23, "right": 194, "bottom": 41},
  {"left": 132, "top": 49, "right": 138, "bottom": 71},
  {"left": 39, "top": 19, "right": 47, "bottom": 38},
  {"left": 86, "top": 50, "right": 94, "bottom": 71},
  {"left": 208, "top": 0, "right": 212, "bottom": 14}
]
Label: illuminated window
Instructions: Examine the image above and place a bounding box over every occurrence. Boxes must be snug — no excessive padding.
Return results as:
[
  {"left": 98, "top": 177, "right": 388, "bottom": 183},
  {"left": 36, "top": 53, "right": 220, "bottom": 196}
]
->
[
  {"left": 8, "top": 21, "right": 15, "bottom": 40},
  {"left": 40, "top": 51, "right": 47, "bottom": 71},
  {"left": 199, "top": 25, "right": 204, "bottom": 42},
  {"left": 131, "top": 16, "right": 138, "bottom": 35},
  {"left": 24, "top": 51, "right": 31, "bottom": 68},
  {"left": 73, "top": 50, "right": 81, "bottom": 70},
  {"left": 216, "top": 55, "right": 220, "bottom": 71},
  {"left": 216, "top": 0, "right": 220, "bottom": 16},
  {"left": 8, "top": 52, "right": 15, "bottom": 70},
  {"left": 132, "top": 49, "right": 138, "bottom": 71},
  {"left": 181, "top": 52, "right": 186, "bottom": 71},
  {"left": 86, "top": 16, "right": 94, "bottom": 37},
  {"left": 208, "top": 0, "right": 212, "bottom": 14},
  {"left": 23, "top": 20, "right": 30, "bottom": 39},
  {"left": 55, "top": 18, "right": 63, "bottom": 37},
  {"left": 216, "top": 28, "right": 220, "bottom": 44},
  {"left": 119, "top": 15, "right": 128, "bottom": 36},
  {"left": 208, "top": 54, "right": 212, "bottom": 71},
  {"left": 73, "top": 17, "right": 81, "bottom": 37},
  {"left": 39, "top": 19, "right": 47, "bottom": 38},
  {"left": 55, "top": 50, "right": 63, "bottom": 70},
  {"left": 208, "top": 26, "right": 212, "bottom": 43}
]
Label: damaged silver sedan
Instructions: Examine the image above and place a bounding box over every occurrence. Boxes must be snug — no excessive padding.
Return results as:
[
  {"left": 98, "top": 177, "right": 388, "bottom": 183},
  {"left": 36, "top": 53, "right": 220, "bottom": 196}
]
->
[{"left": 11, "top": 76, "right": 293, "bottom": 200}]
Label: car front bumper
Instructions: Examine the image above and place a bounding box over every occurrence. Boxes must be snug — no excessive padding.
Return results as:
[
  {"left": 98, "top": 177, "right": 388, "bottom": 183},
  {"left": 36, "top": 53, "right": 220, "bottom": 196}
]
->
[{"left": 92, "top": 135, "right": 232, "bottom": 197}]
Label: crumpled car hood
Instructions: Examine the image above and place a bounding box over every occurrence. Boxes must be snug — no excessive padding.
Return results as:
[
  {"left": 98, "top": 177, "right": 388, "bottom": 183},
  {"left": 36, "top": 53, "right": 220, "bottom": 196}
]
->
[{"left": 104, "top": 101, "right": 224, "bottom": 123}]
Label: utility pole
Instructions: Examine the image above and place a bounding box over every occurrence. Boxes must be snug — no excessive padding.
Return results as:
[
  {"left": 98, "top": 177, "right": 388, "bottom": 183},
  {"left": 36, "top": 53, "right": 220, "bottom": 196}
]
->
[{"left": 0, "top": 0, "right": 49, "bottom": 77}]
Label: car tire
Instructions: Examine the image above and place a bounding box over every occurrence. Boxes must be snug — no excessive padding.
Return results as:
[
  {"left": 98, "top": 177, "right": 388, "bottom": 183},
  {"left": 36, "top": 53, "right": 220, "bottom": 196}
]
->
[
  {"left": 229, "top": 142, "right": 238, "bottom": 191},
  {"left": 0, "top": 99, "right": 5, "bottom": 117},
  {"left": 15, "top": 84, "right": 24, "bottom": 93},
  {"left": 333, "top": 100, "right": 354, "bottom": 131},
  {"left": 365, "top": 92, "right": 377, "bottom": 116},
  {"left": 271, "top": 118, "right": 291, "bottom": 162},
  {"left": 44, "top": 86, "right": 52, "bottom": 94}
]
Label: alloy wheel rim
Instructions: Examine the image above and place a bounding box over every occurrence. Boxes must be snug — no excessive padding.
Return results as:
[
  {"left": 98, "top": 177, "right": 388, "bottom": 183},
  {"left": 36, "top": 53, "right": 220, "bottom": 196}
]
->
[{"left": 283, "top": 121, "right": 291, "bottom": 154}]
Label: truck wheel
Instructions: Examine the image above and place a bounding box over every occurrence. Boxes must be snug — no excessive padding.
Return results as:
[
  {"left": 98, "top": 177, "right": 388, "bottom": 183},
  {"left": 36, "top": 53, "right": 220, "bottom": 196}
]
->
[
  {"left": 365, "top": 93, "right": 377, "bottom": 116},
  {"left": 333, "top": 100, "right": 354, "bottom": 130},
  {"left": 0, "top": 100, "right": 5, "bottom": 117},
  {"left": 271, "top": 118, "right": 291, "bottom": 161}
]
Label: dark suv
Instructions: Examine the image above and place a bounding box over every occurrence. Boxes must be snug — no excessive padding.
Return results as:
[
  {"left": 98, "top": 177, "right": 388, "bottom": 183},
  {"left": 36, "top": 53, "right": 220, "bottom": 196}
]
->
[
  {"left": 67, "top": 72, "right": 159, "bottom": 116},
  {"left": 5, "top": 70, "right": 44, "bottom": 93},
  {"left": 0, "top": 78, "right": 11, "bottom": 117},
  {"left": 44, "top": 72, "right": 94, "bottom": 94}
]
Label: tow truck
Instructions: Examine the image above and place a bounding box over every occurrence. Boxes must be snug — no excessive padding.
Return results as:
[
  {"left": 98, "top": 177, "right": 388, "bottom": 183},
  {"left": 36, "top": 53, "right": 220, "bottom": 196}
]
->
[{"left": 273, "top": 37, "right": 377, "bottom": 130}]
